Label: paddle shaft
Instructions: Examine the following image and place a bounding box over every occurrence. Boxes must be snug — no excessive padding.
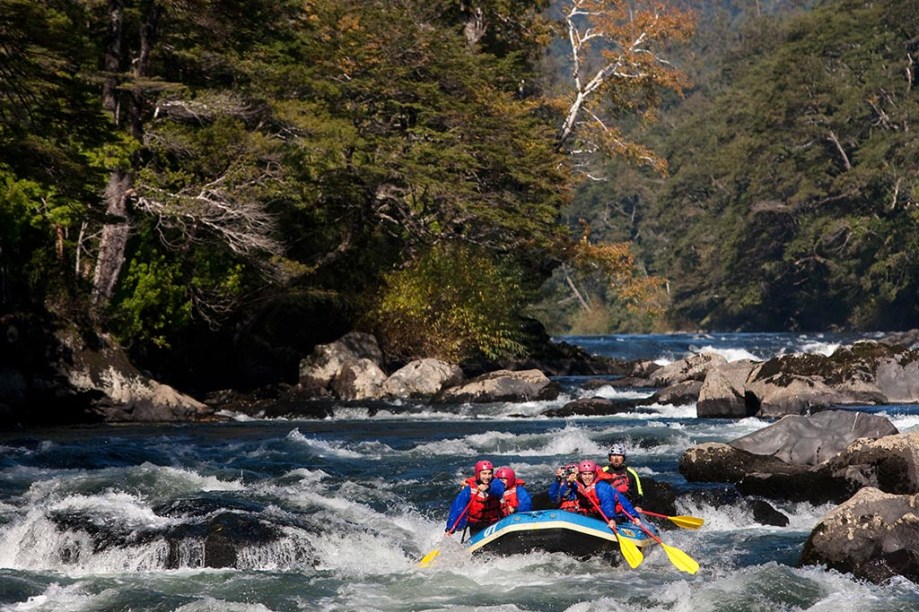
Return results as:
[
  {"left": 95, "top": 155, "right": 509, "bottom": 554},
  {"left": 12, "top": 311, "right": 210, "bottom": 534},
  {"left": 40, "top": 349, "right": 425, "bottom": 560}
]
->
[
  {"left": 447, "top": 494, "right": 476, "bottom": 535},
  {"left": 622, "top": 509, "right": 664, "bottom": 545},
  {"left": 576, "top": 481, "right": 643, "bottom": 568},
  {"left": 638, "top": 509, "right": 671, "bottom": 520},
  {"left": 638, "top": 509, "right": 704, "bottom": 529},
  {"left": 419, "top": 492, "right": 478, "bottom": 567}
]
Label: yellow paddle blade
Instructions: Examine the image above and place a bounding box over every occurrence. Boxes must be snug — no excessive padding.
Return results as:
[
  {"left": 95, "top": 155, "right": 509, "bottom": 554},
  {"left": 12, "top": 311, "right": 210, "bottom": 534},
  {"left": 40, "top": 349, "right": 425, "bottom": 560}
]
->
[
  {"left": 418, "top": 549, "right": 440, "bottom": 568},
  {"left": 668, "top": 515, "right": 704, "bottom": 530},
  {"left": 615, "top": 530, "right": 644, "bottom": 569},
  {"left": 660, "top": 542, "right": 699, "bottom": 575}
]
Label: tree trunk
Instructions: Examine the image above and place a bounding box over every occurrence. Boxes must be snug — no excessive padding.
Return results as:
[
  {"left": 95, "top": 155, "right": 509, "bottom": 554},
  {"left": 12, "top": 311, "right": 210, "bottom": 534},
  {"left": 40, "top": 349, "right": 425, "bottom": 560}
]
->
[
  {"left": 90, "top": 170, "right": 133, "bottom": 317},
  {"left": 91, "top": 1, "right": 161, "bottom": 318},
  {"left": 102, "top": 0, "right": 124, "bottom": 121}
]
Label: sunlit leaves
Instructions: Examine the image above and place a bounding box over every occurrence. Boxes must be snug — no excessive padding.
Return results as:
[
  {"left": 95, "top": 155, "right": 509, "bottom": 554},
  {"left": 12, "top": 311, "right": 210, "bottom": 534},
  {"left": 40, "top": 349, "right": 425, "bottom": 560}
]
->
[{"left": 372, "top": 243, "right": 527, "bottom": 362}]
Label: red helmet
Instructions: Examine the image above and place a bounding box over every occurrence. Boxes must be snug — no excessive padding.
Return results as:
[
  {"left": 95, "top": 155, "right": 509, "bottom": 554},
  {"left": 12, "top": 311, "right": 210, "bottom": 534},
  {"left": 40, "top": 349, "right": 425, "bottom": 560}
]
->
[
  {"left": 578, "top": 460, "right": 598, "bottom": 474},
  {"left": 474, "top": 460, "right": 494, "bottom": 476},
  {"left": 495, "top": 466, "right": 516, "bottom": 488}
]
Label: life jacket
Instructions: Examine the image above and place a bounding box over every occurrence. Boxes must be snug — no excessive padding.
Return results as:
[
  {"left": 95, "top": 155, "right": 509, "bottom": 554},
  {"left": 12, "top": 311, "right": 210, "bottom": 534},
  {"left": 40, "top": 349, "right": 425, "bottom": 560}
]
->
[
  {"left": 602, "top": 465, "right": 643, "bottom": 497},
  {"left": 559, "top": 494, "right": 580, "bottom": 512},
  {"left": 575, "top": 480, "right": 601, "bottom": 517},
  {"left": 605, "top": 469, "right": 630, "bottom": 494},
  {"left": 500, "top": 479, "right": 526, "bottom": 516},
  {"left": 463, "top": 477, "right": 503, "bottom": 525}
]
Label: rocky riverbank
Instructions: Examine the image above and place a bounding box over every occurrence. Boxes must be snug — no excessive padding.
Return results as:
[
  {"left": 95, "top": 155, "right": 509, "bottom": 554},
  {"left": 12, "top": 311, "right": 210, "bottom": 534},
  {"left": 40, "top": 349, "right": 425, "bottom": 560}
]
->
[{"left": 679, "top": 409, "right": 919, "bottom": 584}]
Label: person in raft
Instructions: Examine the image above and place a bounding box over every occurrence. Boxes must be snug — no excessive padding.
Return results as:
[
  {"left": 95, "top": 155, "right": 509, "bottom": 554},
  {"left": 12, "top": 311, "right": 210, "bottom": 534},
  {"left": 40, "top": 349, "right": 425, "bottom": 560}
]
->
[
  {"left": 599, "top": 443, "right": 644, "bottom": 511},
  {"left": 445, "top": 460, "right": 506, "bottom": 535},
  {"left": 495, "top": 466, "right": 532, "bottom": 516},
  {"left": 574, "top": 459, "right": 641, "bottom": 528},
  {"left": 548, "top": 463, "right": 580, "bottom": 512}
]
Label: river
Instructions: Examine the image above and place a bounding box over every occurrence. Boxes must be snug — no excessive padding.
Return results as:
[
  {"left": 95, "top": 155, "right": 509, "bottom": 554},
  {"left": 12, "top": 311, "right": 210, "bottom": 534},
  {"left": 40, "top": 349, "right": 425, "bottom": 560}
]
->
[{"left": 1, "top": 332, "right": 918, "bottom": 611}]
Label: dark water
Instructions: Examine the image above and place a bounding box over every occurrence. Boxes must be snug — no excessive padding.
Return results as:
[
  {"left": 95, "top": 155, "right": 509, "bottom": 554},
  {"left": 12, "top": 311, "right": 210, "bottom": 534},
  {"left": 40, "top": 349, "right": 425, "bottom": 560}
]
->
[{"left": 1, "top": 333, "right": 918, "bottom": 611}]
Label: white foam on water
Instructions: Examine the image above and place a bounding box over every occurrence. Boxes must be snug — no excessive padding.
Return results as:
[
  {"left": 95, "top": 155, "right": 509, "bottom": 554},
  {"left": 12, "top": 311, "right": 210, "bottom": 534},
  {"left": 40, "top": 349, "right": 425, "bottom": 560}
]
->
[
  {"left": 173, "top": 598, "right": 274, "bottom": 612},
  {"left": 286, "top": 429, "right": 364, "bottom": 458},
  {"left": 412, "top": 436, "right": 478, "bottom": 456},
  {"left": 674, "top": 497, "right": 834, "bottom": 533},
  {"left": 884, "top": 412, "right": 919, "bottom": 433},
  {"left": 234, "top": 526, "right": 316, "bottom": 571},
  {"left": 0, "top": 506, "right": 174, "bottom": 573},
  {"left": 19, "top": 463, "right": 244, "bottom": 505},
  {"left": 4, "top": 581, "right": 108, "bottom": 611},
  {"left": 693, "top": 345, "right": 764, "bottom": 363},
  {"left": 522, "top": 424, "right": 606, "bottom": 458},
  {"left": 800, "top": 341, "right": 842, "bottom": 356},
  {"left": 642, "top": 404, "right": 698, "bottom": 419},
  {"left": 576, "top": 386, "right": 654, "bottom": 400},
  {"left": 312, "top": 529, "right": 417, "bottom": 575}
]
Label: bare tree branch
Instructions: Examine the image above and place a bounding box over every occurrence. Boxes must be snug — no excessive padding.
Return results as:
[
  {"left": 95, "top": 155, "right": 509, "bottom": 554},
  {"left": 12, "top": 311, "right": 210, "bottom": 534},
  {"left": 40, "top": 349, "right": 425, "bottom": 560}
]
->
[{"left": 135, "top": 168, "right": 285, "bottom": 269}]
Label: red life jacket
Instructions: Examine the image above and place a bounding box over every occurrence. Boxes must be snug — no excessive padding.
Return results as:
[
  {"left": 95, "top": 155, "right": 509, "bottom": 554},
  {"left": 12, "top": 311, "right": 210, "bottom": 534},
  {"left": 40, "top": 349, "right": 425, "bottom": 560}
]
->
[
  {"left": 596, "top": 469, "right": 613, "bottom": 482},
  {"left": 560, "top": 497, "right": 580, "bottom": 512},
  {"left": 463, "top": 477, "right": 503, "bottom": 526},
  {"left": 605, "top": 469, "right": 630, "bottom": 494},
  {"left": 500, "top": 479, "right": 526, "bottom": 516},
  {"left": 575, "top": 480, "right": 601, "bottom": 517},
  {"left": 577, "top": 480, "right": 624, "bottom": 519}
]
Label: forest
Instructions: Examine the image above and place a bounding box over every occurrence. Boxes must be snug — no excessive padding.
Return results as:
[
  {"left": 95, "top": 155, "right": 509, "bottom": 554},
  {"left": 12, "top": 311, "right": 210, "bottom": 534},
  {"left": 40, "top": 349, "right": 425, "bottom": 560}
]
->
[{"left": 2, "top": 0, "right": 917, "bottom": 393}]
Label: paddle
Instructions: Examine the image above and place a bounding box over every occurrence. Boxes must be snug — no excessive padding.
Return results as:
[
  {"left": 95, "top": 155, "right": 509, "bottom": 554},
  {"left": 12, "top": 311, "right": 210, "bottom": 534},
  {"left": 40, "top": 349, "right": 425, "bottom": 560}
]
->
[
  {"left": 638, "top": 509, "right": 705, "bottom": 530},
  {"left": 577, "top": 483, "right": 643, "bottom": 569},
  {"left": 621, "top": 509, "right": 699, "bottom": 575},
  {"left": 419, "top": 496, "right": 475, "bottom": 568}
]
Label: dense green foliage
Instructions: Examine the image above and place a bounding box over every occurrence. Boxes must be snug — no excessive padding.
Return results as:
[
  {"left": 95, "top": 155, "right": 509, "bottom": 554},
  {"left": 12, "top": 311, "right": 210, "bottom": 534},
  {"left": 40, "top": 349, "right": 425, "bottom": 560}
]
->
[
  {"left": 5, "top": 0, "right": 915, "bottom": 391},
  {"left": 1, "top": 0, "right": 576, "bottom": 381},
  {"left": 556, "top": 0, "right": 919, "bottom": 332},
  {"left": 372, "top": 244, "right": 528, "bottom": 361}
]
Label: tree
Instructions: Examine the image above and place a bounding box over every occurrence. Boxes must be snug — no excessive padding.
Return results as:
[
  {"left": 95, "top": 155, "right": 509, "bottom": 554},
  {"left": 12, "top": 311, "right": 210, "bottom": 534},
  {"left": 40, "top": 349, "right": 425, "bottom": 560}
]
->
[
  {"left": 532, "top": 1, "right": 693, "bottom": 333},
  {"left": 87, "top": 0, "right": 295, "bottom": 324},
  {"left": 554, "top": 0, "right": 694, "bottom": 173},
  {"left": 642, "top": 0, "right": 919, "bottom": 330},
  {"left": 0, "top": 0, "right": 108, "bottom": 310}
]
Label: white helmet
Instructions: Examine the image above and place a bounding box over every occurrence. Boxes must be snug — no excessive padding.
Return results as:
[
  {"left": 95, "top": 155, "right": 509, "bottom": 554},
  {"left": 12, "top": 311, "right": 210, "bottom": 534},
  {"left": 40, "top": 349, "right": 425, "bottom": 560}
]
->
[{"left": 608, "top": 444, "right": 626, "bottom": 457}]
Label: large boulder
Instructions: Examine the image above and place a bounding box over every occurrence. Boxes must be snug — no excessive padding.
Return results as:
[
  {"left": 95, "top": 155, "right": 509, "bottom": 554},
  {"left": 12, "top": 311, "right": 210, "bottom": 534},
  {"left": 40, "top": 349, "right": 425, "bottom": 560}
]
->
[
  {"left": 648, "top": 380, "right": 703, "bottom": 406},
  {"left": 1, "top": 313, "right": 211, "bottom": 425},
  {"left": 678, "top": 442, "right": 809, "bottom": 484},
  {"left": 434, "top": 369, "right": 559, "bottom": 404},
  {"left": 821, "top": 431, "right": 919, "bottom": 495},
  {"left": 298, "top": 332, "right": 383, "bottom": 392},
  {"left": 678, "top": 442, "right": 851, "bottom": 504},
  {"left": 875, "top": 358, "right": 919, "bottom": 403},
  {"left": 744, "top": 343, "right": 919, "bottom": 417},
  {"left": 331, "top": 358, "right": 387, "bottom": 401},
  {"left": 800, "top": 488, "right": 919, "bottom": 584},
  {"left": 680, "top": 413, "right": 911, "bottom": 505},
  {"left": 382, "top": 358, "right": 463, "bottom": 398},
  {"left": 696, "top": 361, "right": 757, "bottom": 418},
  {"left": 729, "top": 410, "right": 898, "bottom": 466},
  {"left": 650, "top": 353, "right": 727, "bottom": 387},
  {"left": 744, "top": 373, "right": 848, "bottom": 417}
]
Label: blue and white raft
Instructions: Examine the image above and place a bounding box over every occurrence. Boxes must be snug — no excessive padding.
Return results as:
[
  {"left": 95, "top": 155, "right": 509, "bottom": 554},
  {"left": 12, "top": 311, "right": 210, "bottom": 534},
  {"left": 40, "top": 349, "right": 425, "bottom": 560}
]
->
[{"left": 464, "top": 510, "right": 658, "bottom": 557}]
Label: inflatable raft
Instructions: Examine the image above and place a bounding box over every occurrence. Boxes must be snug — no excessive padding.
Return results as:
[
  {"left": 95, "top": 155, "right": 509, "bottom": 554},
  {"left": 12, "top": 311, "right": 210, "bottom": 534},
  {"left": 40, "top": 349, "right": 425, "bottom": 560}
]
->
[{"left": 464, "top": 510, "right": 658, "bottom": 557}]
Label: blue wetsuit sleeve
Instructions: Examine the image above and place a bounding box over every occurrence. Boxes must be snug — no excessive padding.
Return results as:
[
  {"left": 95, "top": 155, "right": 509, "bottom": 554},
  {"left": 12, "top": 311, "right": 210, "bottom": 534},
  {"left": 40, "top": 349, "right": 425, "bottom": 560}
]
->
[
  {"left": 488, "top": 479, "right": 506, "bottom": 497},
  {"left": 595, "top": 481, "right": 618, "bottom": 519},
  {"left": 516, "top": 486, "right": 532, "bottom": 512},
  {"left": 446, "top": 487, "right": 471, "bottom": 532},
  {"left": 560, "top": 482, "right": 576, "bottom": 500},
  {"left": 613, "top": 488, "right": 638, "bottom": 520},
  {"left": 548, "top": 481, "right": 561, "bottom": 501}
]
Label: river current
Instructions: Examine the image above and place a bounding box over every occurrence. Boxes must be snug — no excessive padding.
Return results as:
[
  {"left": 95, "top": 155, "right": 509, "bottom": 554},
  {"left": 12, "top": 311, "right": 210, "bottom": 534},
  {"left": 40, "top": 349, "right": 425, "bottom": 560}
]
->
[{"left": 2, "top": 332, "right": 919, "bottom": 611}]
